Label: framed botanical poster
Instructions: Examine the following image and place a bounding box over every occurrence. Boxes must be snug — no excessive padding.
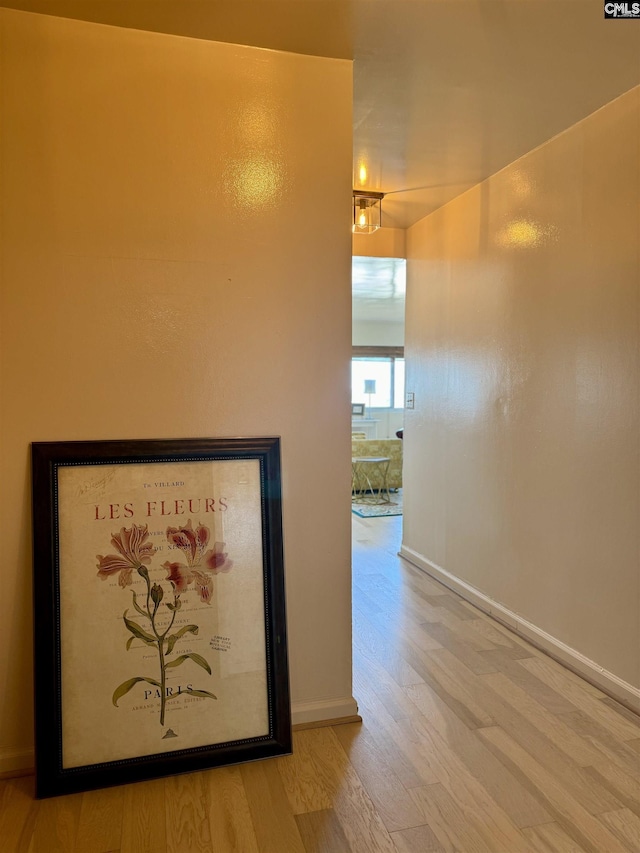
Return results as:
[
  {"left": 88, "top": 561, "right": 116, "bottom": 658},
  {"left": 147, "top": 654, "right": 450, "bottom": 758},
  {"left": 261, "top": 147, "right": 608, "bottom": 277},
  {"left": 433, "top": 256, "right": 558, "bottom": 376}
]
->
[{"left": 31, "top": 437, "right": 291, "bottom": 798}]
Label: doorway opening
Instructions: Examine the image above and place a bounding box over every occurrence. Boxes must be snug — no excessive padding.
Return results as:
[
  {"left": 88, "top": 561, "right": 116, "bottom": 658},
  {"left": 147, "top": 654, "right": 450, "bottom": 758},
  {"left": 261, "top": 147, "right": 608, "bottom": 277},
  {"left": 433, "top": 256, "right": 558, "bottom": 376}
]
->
[{"left": 351, "top": 256, "right": 406, "bottom": 522}]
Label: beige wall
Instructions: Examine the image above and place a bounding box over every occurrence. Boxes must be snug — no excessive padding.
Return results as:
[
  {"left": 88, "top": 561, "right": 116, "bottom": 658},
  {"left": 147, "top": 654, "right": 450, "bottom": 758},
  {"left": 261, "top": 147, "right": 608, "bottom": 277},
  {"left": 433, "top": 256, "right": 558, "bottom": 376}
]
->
[
  {"left": 0, "top": 9, "right": 354, "bottom": 772},
  {"left": 403, "top": 87, "right": 640, "bottom": 700}
]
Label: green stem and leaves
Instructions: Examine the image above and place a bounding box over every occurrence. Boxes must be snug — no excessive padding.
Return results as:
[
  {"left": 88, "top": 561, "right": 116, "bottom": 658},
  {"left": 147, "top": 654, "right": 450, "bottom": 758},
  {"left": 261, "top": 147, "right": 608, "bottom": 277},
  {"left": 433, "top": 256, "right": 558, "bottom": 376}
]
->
[{"left": 111, "top": 564, "right": 217, "bottom": 728}]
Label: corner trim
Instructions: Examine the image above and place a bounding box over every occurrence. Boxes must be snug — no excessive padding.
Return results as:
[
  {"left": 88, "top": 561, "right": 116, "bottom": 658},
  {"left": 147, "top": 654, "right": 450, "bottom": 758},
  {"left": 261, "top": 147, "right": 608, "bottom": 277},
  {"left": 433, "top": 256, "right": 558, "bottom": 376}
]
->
[
  {"left": 0, "top": 747, "right": 34, "bottom": 778},
  {"left": 399, "top": 545, "right": 640, "bottom": 716},
  {"left": 293, "top": 714, "right": 362, "bottom": 732},
  {"left": 291, "top": 696, "right": 359, "bottom": 727}
]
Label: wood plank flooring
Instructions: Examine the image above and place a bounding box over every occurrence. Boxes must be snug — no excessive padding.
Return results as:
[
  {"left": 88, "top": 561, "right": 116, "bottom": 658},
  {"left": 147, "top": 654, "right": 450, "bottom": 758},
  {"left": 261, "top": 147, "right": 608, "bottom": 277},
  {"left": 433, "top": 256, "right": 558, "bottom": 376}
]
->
[{"left": 2, "top": 513, "right": 639, "bottom": 851}]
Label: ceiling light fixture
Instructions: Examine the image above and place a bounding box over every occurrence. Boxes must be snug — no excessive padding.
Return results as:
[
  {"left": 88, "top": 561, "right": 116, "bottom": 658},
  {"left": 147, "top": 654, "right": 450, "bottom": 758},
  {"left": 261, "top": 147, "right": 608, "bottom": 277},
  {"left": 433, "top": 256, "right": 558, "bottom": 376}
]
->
[{"left": 352, "top": 190, "right": 384, "bottom": 234}]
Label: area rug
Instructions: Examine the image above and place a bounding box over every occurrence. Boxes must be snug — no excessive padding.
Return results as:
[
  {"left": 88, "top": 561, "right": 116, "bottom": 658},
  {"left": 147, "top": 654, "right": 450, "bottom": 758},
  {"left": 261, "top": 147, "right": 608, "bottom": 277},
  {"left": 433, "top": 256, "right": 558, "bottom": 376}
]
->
[{"left": 352, "top": 491, "right": 403, "bottom": 518}]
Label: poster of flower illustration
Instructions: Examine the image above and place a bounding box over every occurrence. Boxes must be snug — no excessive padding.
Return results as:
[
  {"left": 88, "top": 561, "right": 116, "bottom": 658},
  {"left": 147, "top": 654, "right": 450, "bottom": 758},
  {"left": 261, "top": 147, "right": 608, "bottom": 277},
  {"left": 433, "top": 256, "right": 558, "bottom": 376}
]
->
[{"left": 32, "top": 439, "right": 290, "bottom": 797}]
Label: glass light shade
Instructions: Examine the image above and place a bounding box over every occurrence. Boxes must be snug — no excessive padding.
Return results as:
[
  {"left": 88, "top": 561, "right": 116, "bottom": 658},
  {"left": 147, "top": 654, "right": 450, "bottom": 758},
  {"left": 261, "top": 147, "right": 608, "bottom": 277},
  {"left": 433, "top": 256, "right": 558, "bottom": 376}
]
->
[{"left": 352, "top": 192, "right": 383, "bottom": 234}]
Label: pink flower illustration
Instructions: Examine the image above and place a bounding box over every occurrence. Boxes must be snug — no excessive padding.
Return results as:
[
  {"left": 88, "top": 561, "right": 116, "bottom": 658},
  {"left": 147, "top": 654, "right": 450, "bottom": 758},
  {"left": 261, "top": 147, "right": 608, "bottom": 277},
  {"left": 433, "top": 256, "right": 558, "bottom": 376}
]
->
[
  {"left": 99, "top": 518, "right": 228, "bottom": 727},
  {"left": 204, "top": 542, "right": 233, "bottom": 574},
  {"left": 192, "top": 570, "right": 214, "bottom": 604},
  {"left": 96, "top": 524, "right": 156, "bottom": 587},
  {"left": 166, "top": 520, "right": 210, "bottom": 567},
  {"left": 164, "top": 560, "right": 212, "bottom": 604},
  {"left": 162, "top": 560, "right": 193, "bottom": 593},
  {"left": 162, "top": 534, "right": 232, "bottom": 604}
]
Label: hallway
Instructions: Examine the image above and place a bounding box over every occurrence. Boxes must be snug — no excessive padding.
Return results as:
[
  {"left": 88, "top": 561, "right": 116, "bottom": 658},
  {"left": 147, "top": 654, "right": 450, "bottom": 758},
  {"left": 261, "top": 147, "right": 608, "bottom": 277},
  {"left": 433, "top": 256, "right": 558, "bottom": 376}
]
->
[
  {"left": 348, "top": 519, "right": 640, "bottom": 853},
  {"left": 1, "top": 514, "right": 639, "bottom": 851},
  {"left": 350, "top": 514, "right": 640, "bottom": 851}
]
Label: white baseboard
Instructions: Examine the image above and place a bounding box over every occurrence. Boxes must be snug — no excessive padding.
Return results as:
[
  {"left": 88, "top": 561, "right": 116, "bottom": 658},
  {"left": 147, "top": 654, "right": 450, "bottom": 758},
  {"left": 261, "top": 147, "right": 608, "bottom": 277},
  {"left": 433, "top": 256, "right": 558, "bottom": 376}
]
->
[
  {"left": 291, "top": 696, "right": 359, "bottom": 727},
  {"left": 0, "top": 746, "right": 34, "bottom": 777},
  {"left": 399, "top": 545, "right": 640, "bottom": 716}
]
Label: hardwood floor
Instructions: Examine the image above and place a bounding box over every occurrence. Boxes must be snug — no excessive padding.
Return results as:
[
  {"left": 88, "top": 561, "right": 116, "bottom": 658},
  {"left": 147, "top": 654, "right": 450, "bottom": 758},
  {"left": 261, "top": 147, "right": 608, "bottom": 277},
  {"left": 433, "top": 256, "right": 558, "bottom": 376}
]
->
[{"left": 2, "top": 513, "right": 639, "bottom": 851}]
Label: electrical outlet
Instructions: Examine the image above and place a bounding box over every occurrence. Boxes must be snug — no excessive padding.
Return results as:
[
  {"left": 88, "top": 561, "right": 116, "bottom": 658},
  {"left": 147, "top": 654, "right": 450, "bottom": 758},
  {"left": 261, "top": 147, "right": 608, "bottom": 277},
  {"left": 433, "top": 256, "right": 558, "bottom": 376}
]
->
[{"left": 405, "top": 391, "right": 415, "bottom": 409}]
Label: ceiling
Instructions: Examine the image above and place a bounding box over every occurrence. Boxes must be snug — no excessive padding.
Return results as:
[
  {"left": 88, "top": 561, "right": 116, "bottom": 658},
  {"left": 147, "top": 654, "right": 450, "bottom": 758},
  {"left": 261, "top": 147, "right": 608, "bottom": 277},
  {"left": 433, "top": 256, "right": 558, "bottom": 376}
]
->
[
  {"left": 3, "top": 0, "right": 640, "bottom": 231},
  {"left": 352, "top": 257, "right": 406, "bottom": 325}
]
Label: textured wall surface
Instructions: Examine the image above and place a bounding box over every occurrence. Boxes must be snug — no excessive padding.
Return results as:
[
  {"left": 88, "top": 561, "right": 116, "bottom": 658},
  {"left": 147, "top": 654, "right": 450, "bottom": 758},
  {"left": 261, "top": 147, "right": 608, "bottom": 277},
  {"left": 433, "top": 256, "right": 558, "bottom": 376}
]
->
[
  {"left": 404, "top": 86, "right": 639, "bottom": 691},
  {"left": 0, "top": 9, "right": 353, "bottom": 771}
]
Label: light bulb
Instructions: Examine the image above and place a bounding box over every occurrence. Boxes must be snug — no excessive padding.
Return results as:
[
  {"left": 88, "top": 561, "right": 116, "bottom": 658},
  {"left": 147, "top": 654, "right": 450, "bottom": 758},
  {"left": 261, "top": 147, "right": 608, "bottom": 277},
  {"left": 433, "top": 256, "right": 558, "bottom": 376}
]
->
[{"left": 353, "top": 191, "right": 382, "bottom": 233}]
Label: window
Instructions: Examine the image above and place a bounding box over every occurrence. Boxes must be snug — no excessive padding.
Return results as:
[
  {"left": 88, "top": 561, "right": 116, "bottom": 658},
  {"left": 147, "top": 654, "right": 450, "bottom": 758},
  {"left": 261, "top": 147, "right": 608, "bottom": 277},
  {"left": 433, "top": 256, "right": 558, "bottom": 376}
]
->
[{"left": 351, "top": 347, "right": 405, "bottom": 410}]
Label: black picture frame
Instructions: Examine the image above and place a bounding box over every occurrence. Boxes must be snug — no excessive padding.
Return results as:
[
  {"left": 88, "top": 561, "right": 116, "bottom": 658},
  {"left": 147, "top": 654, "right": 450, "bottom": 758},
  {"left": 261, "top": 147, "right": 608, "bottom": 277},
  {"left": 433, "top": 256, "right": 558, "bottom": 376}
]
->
[
  {"left": 31, "top": 437, "right": 291, "bottom": 798},
  {"left": 351, "top": 403, "right": 365, "bottom": 417}
]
